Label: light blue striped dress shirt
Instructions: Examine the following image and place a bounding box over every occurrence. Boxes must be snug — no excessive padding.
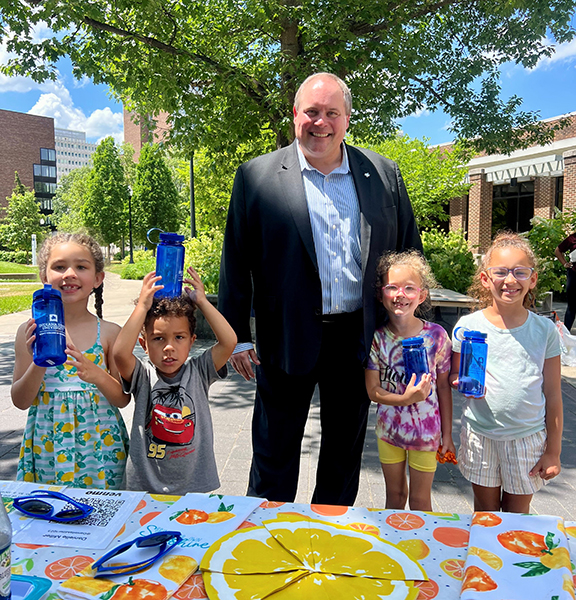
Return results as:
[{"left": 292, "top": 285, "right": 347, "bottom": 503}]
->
[
  {"left": 233, "top": 142, "right": 362, "bottom": 354},
  {"left": 297, "top": 142, "right": 362, "bottom": 315}
]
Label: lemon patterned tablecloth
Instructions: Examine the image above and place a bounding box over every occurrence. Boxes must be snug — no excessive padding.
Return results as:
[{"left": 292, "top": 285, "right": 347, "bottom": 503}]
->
[{"left": 8, "top": 491, "right": 576, "bottom": 600}]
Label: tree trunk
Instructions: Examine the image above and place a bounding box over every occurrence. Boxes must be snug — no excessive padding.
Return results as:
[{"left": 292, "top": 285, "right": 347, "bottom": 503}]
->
[{"left": 279, "top": 0, "right": 301, "bottom": 148}]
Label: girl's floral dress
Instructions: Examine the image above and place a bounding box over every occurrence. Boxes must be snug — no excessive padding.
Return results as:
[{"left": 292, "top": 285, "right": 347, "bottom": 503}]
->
[{"left": 17, "top": 319, "right": 129, "bottom": 489}]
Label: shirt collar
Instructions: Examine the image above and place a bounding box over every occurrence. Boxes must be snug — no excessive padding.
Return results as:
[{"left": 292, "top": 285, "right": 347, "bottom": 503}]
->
[{"left": 296, "top": 141, "right": 350, "bottom": 175}]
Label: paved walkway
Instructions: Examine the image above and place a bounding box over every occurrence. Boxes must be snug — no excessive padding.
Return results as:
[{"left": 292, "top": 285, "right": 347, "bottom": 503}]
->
[{"left": 1, "top": 274, "right": 576, "bottom": 518}]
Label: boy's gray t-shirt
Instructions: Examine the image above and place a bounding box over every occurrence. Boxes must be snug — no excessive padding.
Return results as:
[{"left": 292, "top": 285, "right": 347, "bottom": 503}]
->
[{"left": 124, "top": 349, "right": 226, "bottom": 494}]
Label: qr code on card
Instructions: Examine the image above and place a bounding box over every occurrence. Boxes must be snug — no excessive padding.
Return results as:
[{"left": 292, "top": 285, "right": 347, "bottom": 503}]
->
[{"left": 75, "top": 498, "right": 126, "bottom": 528}]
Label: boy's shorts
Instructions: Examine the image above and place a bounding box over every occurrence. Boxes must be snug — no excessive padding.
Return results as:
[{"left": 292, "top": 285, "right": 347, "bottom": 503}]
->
[
  {"left": 458, "top": 426, "right": 546, "bottom": 495},
  {"left": 377, "top": 437, "right": 437, "bottom": 473}
]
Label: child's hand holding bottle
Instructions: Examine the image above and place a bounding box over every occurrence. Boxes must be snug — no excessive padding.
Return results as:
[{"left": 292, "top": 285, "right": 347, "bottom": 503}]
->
[
  {"left": 138, "top": 272, "right": 164, "bottom": 311},
  {"left": 401, "top": 373, "right": 432, "bottom": 405}
]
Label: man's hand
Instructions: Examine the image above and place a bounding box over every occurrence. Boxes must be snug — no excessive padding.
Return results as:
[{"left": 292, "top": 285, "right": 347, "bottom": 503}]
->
[
  {"left": 183, "top": 266, "right": 206, "bottom": 305},
  {"left": 230, "top": 349, "right": 260, "bottom": 381},
  {"left": 138, "top": 272, "right": 163, "bottom": 311}
]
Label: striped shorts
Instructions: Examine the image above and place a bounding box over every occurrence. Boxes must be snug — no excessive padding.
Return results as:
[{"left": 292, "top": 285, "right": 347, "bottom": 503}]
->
[{"left": 458, "top": 426, "right": 547, "bottom": 495}]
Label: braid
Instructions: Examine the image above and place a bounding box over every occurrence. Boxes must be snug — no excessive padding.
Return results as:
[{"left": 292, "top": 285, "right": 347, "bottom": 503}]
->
[{"left": 94, "top": 283, "right": 104, "bottom": 319}]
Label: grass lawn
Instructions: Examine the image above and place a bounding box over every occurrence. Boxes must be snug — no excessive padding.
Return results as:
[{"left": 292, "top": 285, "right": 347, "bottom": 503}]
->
[
  {"left": 106, "top": 262, "right": 124, "bottom": 275},
  {"left": 0, "top": 283, "right": 42, "bottom": 315},
  {"left": 0, "top": 261, "right": 38, "bottom": 282}
]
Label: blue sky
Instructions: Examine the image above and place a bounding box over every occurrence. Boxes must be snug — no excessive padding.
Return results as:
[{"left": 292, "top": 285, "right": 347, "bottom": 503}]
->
[{"left": 1, "top": 34, "right": 576, "bottom": 146}]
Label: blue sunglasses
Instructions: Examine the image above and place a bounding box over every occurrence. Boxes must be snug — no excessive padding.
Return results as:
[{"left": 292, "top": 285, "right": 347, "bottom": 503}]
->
[
  {"left": 92, "top": 531, "right": 183, "bottom": 578},
  {"left": 14, "top": 490, "right": 94, "bottom": 523}
]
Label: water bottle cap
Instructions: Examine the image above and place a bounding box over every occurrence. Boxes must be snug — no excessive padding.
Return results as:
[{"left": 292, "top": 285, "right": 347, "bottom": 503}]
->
[
  {"left": 33, "top": 284, "right": 62, "bottom": 301},
  {"left": 402, "top": 336, "right": 425, "bottom": 347},
  {"left": 159, "top": 232, "right": 185, "bottom": 243},
  {"left": 462, "top": 330, "right": 487, "bottom": 341}
]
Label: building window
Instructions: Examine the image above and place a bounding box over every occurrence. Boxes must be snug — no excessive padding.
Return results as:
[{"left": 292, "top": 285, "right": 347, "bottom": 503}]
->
[
  {"left": 556, "top": 177, "right": 564, "bottom": 211},
  {"left": 40, "top": 148, "right": 56, "bottom": 162},
  {"left": 492, "top": 180, "right": 535, "bottom": 236}
]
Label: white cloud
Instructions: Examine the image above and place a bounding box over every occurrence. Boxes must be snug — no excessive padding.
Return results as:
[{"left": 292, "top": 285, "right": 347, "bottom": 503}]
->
[
  {"left": 28, "top": 91, "right": 124, "bottom": 144},
  {"left": 1, "top": 32, "right": 123, "bottom": 144},
  {"left": 531, "top": 37, "right": 576, "bottom": 70},
  {"left": 411, "top": 107, "right": 430, "bottom": 118}
]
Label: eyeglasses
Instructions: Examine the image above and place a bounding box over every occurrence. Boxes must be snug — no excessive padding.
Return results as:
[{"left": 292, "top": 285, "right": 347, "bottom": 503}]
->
[
  {"left": 13, "top": 490, "right": 94, "bottom": 522},
  {"left": 486, "top": 267, "right": 534, "bottom": 281},
  {"left": 92, "top": 531, "right": 183, "bottom": 578},
  {"left": 382, "top": 285, "right": 422, "bottom": 299}
]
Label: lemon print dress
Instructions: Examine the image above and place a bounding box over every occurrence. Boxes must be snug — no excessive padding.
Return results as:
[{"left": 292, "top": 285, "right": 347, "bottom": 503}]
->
[{"left": 17, "top": 319, "right": 129, "bottom": 489}]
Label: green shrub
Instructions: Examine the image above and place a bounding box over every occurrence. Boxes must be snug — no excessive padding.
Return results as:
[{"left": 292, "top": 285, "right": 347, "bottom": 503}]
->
[
  {"left": 184, "top": 230, "right": 224, "bottom": 294},
  {"left": 0, "top": 250, "right": 29, "bottom": 264},
  {"left": 422, "top": 229, "right": 476, "bottom": 294},
  {"left": 120, "top": 258, "right": 156, "bottom": 280},
  {"left": 525, "top": 209, "right": 575, "bottom": 297},
  {"left": 121, "top": 249, "right": 154, "bottom": 265}
]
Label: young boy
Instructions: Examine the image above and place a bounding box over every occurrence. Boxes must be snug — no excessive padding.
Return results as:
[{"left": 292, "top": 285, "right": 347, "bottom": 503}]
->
[{"left": 113, "top": 267, "right": 237, "bottom": 494}]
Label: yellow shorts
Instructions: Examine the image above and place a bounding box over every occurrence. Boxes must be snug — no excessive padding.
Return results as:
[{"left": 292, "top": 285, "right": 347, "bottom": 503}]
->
[{"left": 377, "top": 438, "right": 437, "bottom": 473}]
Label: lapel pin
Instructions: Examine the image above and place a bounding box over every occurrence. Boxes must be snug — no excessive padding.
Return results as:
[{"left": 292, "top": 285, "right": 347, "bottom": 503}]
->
[{"left": 364, "top": 172, "right": 370, "bottom": 178}]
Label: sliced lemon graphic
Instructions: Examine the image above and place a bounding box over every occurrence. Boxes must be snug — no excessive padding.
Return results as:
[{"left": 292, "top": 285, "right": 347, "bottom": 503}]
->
[{"left": 201, "top": 516, "right": 426, "bottom": 599}]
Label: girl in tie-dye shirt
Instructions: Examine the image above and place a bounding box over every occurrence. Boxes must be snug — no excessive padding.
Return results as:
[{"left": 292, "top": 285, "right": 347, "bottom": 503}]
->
[{"left": 365, "top": 250, "right": 454, "bottom": 511}]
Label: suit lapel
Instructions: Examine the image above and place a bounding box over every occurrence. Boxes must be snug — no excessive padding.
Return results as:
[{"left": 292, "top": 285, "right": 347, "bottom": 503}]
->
[
  {"left": 279, "top": 143, "right": 318, "bottom": 271},
  {"left": 347, "top": 145, "right": 373, "bottom": 278}
]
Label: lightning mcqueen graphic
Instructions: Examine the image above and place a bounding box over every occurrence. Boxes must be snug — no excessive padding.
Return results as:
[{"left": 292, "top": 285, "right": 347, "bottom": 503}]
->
[{"left": 150, "top": 403, "right": 195, "bottom": 445}]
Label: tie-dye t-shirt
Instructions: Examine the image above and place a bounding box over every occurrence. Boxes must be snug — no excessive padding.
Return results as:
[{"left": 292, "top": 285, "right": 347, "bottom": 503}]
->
[{"left": 367, "top": 320, "right": 452, "bottom": 451}]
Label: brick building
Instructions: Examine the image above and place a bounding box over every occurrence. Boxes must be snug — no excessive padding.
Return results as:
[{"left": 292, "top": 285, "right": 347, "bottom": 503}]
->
[
  {"left": 447, "top": 112, "right": 576, "bottom": 253},
  {"left": 55, "top": 128, "right": 97, "bottom": 182},
  {"left": 0, "top": 109, "right": 57, "bottom": 220},
  {"left": 123, "top": 109, "right": 170, "bottom": 161}
]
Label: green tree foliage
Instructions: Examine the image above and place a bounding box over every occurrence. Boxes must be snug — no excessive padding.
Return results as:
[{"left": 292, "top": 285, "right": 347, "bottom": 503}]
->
[
  {"left": 0, "top": 190, "right": 47, "bottom": 260},
  {"left": 367, "top": 135, "right": 472, "bottom": 230},
  {"left": 525, "top": 209, "right": 576, "bottom": 297},
  {"left": 12, "top": 172, "right": 27, "bottom": 195},
  {"left": 83, "top": 137, "right": 129, "bottom": 246},
  {"left": 131, "top": 144, "right": 181, "bottom": 245},
  {"left": 1, "top": 1, "right": 574, "bottom": 156},
  {"left": 422, "top": 229, "right": 476, "bottom": 295},
  {"left": 51, "top": 166, "right": 91, "bottom": 232}
]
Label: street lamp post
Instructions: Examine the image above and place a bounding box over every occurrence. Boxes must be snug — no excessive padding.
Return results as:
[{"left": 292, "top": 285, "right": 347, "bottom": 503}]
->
[
  {"left": 128, "top": 193, "right": 134, "bottom": 263},
  {"left": 190, "top": 152, "right": 196, "bottom": 239}
]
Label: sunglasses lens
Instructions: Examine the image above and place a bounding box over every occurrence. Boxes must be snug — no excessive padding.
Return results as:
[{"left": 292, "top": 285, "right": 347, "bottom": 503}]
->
[
  {"left": 19, "top": 499, "right": 52, "bottom": 515},
  {"left": 56, "top": 508, "right": 86, "bottom": 520},
  {"left": 139, "top": 533, "right": 174, "bottom": 547}
]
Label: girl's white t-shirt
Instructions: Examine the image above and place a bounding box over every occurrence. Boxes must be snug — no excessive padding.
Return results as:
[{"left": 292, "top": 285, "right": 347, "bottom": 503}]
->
[{"left": 452, "top": 310, "right": 560, "bottom": 440}]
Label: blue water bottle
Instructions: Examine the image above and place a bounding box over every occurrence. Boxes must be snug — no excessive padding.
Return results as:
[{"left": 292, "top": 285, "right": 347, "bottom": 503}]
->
[
  {"left": 402, "top": 337, "right": 429, "bottom": 385},
  {"left": 31, "top": 284, "right": 67, "bottom": 367},
  {"left": 151, "top": 230, "right": 185, "bottom": 298},
  {"left": 457, "top": 329, "right": 488, "bottom": 398}
]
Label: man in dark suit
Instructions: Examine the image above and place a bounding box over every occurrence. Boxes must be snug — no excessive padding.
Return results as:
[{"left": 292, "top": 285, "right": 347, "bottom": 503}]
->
[{"left": 218, "top": 72, "right": 422, "bottom": 505}]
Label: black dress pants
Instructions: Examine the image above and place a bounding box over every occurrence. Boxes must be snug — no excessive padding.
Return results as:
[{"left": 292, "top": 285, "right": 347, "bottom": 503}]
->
[
  {"left": 247, "top": 311, "right": 371, "bottom": 505},
  {"left": 565, "top": 267, "right": 576, "bottom": 331}
]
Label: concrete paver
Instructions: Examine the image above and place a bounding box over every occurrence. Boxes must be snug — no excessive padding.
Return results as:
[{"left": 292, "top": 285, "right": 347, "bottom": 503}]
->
[{"left": 1, "top": 274, "right": 576, "bottom": 518}]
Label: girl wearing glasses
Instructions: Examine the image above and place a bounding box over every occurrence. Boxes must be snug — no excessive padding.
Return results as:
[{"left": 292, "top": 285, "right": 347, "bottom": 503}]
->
[
  {"left": 450, "top": 232, "right": 562, "bottom": 513},
  {"left": 11, "top": 233, "right": 129, "bottom": 489},
  {"left": 365, "top": 250, "right": 455, "bottom": 511}
]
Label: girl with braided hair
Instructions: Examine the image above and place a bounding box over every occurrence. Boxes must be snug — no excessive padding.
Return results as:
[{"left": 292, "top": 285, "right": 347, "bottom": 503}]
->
[{"left": 12, "top": 233, "right": 129, "bottom": 488}]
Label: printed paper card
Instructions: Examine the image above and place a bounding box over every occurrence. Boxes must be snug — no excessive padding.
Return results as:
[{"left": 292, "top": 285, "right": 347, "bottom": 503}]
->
[
  {"left": 460, "top": 512, "right": 574, "bottom": 599},
  {"left": 0, "top": 480, "right": 67, "bottom": 535},
  {"left": 56, "top": 493, "right": 262, "bottom": 600},
  {"left": 15, "top": 487, "right": 145, "bottom": 549}
]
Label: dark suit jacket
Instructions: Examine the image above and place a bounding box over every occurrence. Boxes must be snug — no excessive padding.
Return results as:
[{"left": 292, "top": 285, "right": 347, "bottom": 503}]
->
[{"left": 218, "top": 141, "right": 422, "bottom": 375}]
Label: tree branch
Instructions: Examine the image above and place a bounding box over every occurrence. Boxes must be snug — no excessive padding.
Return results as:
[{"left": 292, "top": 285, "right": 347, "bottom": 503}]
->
[
  {"left": 350, "top": 0, "right": 473, "bottom": 36},
  {"left": 81, "top": 16, "right": 271, "bottom": 110}
]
